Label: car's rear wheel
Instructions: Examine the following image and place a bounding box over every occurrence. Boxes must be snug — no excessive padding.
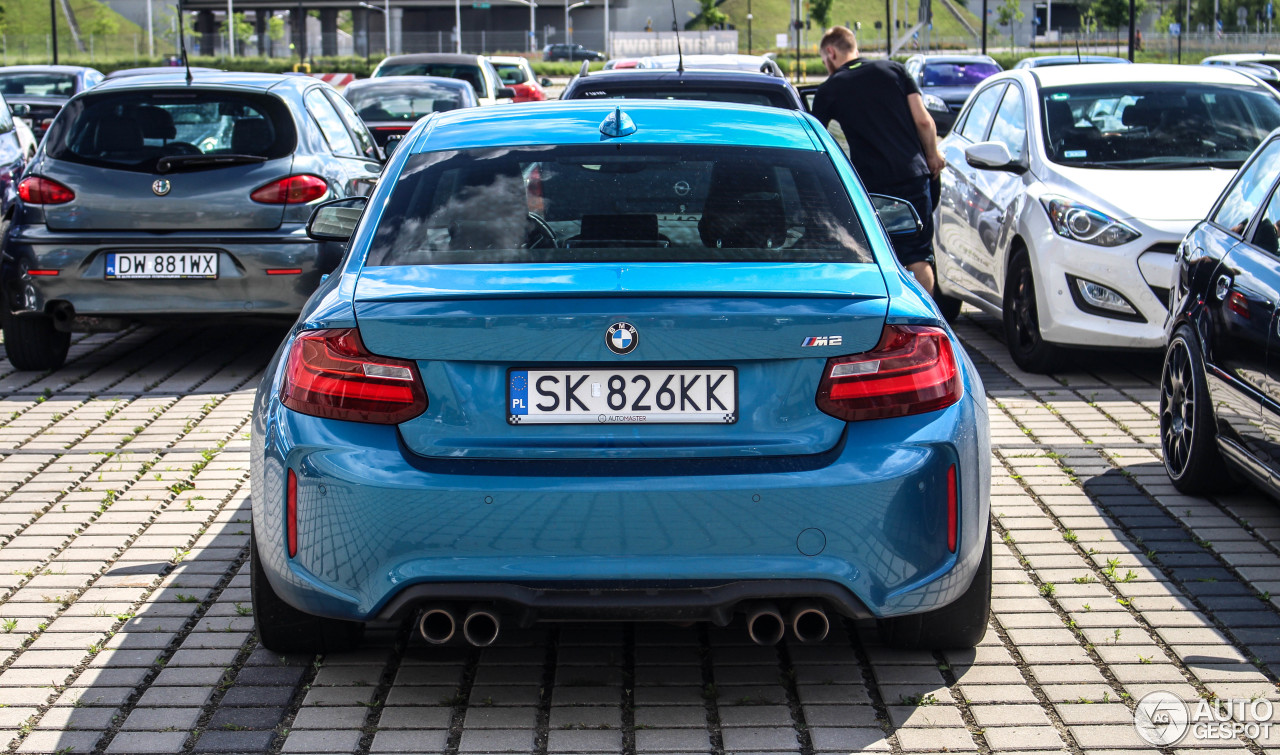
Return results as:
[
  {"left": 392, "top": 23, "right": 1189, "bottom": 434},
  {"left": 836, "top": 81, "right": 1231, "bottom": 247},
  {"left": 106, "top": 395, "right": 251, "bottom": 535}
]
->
[
  {"left": 1003, "top": 250, "right": 1064, "bottom": 373},
  {"left": 251, "top": 534, "right": 364, "bottom": 654},
  {"left": 1160, "top": 326, "right": 1230, "bottom": 494},
  {"left": 877, "top": 524, "right": 991, "bottom": 650},
  {"left": 3, "top": 313, "right": 69, "bottom": 372}
]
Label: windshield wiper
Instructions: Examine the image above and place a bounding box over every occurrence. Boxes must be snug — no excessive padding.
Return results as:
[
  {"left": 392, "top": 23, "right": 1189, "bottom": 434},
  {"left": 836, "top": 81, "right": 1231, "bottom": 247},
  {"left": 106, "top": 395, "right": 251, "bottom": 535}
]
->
[
  {"left": 156, "top": 154, "right": 268, "bottom": 173},
  {"left": 1140, "top": 159, "right": 1241, "bottom": 170}
]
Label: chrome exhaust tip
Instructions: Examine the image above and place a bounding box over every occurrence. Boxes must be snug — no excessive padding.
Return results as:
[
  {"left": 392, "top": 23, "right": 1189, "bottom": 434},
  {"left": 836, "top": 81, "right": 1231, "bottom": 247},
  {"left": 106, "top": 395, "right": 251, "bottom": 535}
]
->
[
  {"left": 745, "top": 602, "right": 786, "bottom": 646},
  {"left": 418, "top": 606, "right": 458, "bottom": 645},
  {"left": 789, "top": 600, "right": 830, "bottom": 643},
  {"left": 462, "top": 606, "right": 501, "bottom": 647}
]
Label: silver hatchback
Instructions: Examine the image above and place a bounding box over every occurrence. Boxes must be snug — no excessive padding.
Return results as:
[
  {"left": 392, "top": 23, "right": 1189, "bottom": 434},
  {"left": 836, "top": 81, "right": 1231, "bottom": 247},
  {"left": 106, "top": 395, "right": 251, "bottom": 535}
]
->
[{"left": 0, "top": 72, "right": 383, "bottom": 370}]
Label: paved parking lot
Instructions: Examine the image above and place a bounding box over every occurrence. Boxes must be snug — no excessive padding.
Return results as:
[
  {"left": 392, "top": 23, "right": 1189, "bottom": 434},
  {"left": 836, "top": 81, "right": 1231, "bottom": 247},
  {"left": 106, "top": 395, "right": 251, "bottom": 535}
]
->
[{"left": 0, "top": 310, "right": 1275, "bottom": 755}]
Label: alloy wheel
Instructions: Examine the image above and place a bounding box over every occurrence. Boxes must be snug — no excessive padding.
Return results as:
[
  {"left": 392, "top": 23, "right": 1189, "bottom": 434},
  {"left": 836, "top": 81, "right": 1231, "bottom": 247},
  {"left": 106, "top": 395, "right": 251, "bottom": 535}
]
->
[
  {"left": 1160, "top": 338, "right": 1195, "bottom": 478},
  {"left": 1010, "top": 263, "right": 1040, "bottom": 354}
]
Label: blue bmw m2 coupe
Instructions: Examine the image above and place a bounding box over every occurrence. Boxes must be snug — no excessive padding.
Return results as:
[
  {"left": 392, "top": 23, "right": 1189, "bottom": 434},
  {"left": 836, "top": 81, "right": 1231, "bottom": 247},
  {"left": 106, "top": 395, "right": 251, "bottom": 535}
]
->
[{"left": 250, "top": 100, "right": 992, "bottom": 652}]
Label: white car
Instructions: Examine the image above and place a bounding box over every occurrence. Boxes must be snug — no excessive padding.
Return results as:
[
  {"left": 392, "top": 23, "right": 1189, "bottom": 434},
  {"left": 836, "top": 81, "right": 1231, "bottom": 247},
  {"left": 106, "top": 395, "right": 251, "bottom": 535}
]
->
[{"left": 933, "top": 63, "right": 1280, "bottom": 372}]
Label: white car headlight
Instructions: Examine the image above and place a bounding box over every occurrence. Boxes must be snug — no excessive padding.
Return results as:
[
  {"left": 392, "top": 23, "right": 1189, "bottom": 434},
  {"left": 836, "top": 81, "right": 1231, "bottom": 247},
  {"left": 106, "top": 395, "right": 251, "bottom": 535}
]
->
[
  {"left": 1041, "top": 196, "right": 1140, "bottom": 247},
  {"left": 923, "top": 93, "right": 949, "bottom": 113}
]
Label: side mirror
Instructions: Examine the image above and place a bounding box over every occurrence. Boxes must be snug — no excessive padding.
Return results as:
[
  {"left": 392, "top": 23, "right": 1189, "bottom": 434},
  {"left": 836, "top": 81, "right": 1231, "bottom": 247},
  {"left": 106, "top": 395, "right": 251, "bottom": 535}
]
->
[
  {"left": 539, "top": 77, "right": 552, "bottom": 87},
  {"left": 8, "top": 103, "right": 29, "bottom": 118},
  {"left": 869, "top": 194, "right": 923, "bottom": 237},
  {"left": 964, "top": 141, "right": 1027, "bottom": 174},
  {"left": 307, "top": 196, "right": 368, "bottom": 242},
  {"left": 383, "top": 135, "right": 402, "bottom": 156},
  {"left": 496, "top": 87, "right": 517, "bottom": 100}
]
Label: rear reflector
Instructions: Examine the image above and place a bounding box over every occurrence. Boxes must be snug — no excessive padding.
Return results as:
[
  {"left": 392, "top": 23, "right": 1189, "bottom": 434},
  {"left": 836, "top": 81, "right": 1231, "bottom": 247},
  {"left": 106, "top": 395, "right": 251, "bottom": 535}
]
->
[
  {"left": 815, "top": 324, "right": 961, "bottom": 422},
  {"left": 286, "top": 469, "right": 298, "bottom": 558},
  {"left": 947, "top": 464, "right": 957, "bottom": 553},
  {"left": 26, "top": 270, "right": 59, "bottom": 276},
  {"left": 18, "top": 176, "right": 75, "bottom": 205},
  {"left": 280, "top": 328, "right": 427, "bottom": 424},
  {"left": 266, "top": 268, "right": 303, "bottom": 275},
  {"left": 250, "top": 174, "right": 328, "bottom": 205}
]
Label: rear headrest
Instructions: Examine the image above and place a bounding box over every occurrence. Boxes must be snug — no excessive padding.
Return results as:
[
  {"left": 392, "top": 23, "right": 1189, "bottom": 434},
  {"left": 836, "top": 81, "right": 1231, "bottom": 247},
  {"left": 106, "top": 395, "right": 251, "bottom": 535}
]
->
[
  {"left": 96, "top": 118, "right": 142, "bottom": 153},
  {"left": 231, "top": 118, "right": 271, "bottom": 154},
  {"left": 133, "top": 105, "right": 175, "bottom": 140},
  {"left": 699, "top": 162, "right": 787, "bottom": 249},
  {"left": 1, "top": 82, "right": 23, "bottom": 95},
  {"left": 1122, "top": 98, "right": 1174, "bottom": 128}
]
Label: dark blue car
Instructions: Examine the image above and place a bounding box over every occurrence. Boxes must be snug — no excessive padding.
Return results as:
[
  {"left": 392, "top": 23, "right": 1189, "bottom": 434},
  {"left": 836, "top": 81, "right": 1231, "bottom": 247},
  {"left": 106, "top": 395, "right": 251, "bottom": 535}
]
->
[
  {"left": 1162, "top": 128, "right": 1280, "bottom": 499},
  {"left": 0, "top": 71, "right": 383, "bottom": 371},
  {"left": 249, "top": 100, "right": 992, "bottom": 654},
  {"left": 0, "top": 65, "right": 103, "bottom": 141}
]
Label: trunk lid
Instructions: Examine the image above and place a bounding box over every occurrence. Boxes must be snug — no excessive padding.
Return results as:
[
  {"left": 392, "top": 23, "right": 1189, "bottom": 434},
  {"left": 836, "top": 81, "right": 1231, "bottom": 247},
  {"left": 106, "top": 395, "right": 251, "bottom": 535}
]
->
[{"left": 354, "top": 263, "right": 889, "bottom": 459}]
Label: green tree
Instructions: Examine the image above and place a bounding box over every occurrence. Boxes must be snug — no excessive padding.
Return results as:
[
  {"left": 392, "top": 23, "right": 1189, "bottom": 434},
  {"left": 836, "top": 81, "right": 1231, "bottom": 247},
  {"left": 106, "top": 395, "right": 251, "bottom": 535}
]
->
[
  {"left": 1154, "top": 2, "right": 1178, "bottom": 31},
  {"left": 83, "top": 9, "right": 119, "bottom": 40},
  {"left": 1093, "top": 0, "right": 1144, "bottom": 46},
  {"left": 220, "top": 11, "right": 253, "bottom": 50},
  {"left": 268, "top": 14, "right": 286, "bottom": 42},
  {"left": 810, "top": 0, "right": 836, "bottom": 31},
  {"left": 687, "top": 0, "right": 729, "bottom": 29},
  {"left": 995, "top": 0, "right": 1024, "bottom": 47}
]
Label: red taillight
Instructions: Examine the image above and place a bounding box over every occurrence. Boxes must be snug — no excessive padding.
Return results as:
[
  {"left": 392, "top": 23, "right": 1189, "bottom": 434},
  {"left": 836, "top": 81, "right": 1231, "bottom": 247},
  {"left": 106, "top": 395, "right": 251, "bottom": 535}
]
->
[
  {"left": 286, "top": 469, "right": 298, "bottom": 558},
  {"left": 250, "top": 175, "right": 328, "bottom": 205},
  {"left": 18, "top": 176, "right": 75, "bottom": 205},
  {"left": 946, "top": 464, "right": 957, "bottom": 553},
  {"left": 815, "top": 324, "right": 961, "bottom": 422},
  {"left": 280, "top": 328, "right": 427, "bottom": 424}
]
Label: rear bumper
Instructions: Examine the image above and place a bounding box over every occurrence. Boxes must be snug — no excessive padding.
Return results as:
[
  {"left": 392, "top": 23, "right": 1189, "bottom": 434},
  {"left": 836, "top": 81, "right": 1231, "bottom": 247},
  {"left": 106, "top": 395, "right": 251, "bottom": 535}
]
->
[
  {"left": 250, "top": 359, "right": 991, "bottom": 624},
  {"left": 1, "top": 224, "right": 339, "bottom": 319}
]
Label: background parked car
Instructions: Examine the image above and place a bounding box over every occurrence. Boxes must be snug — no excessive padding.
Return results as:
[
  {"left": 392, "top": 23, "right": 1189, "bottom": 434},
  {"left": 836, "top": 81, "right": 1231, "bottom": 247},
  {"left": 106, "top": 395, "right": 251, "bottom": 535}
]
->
[
  {"left": 344, "top": 75, "right": 478, "bottom": 151},
  {"left": 1013, "top": 55, "right": 1130, "bottom": 69},
  {"left": 1161, "top": 129, "right": 1280, "bottom": 500},
  {"left": 0, "top": 92, "right": 31, "bottom": 218},
  {"left": 560, "top": 67, "right": 805, "bottom": 110},
  {"left": 0, "top": 65, "right": 103, "bottom": 141},
  {"left": 904, "top": 54, "right": 1003, "bottom": 135},
  {"left": 932, "top": 64, "right": 1280, "bottom": 373},
  {"left": 543, "top": 43, "right": 605, "bottom": 62},
  {"left": 104, "top": 66, "right": 222, "bottom": 80},
  {"left": 371, "top": 54, "right": 514, "bottom": 106},
  {"left": 1201, "top": 53, "right": 1280, "bottom": 90},
  {"left": 0, "top": 72, "right": 382, "bottom": 371},
  {"left": 488, "top": 56, "right": 551, "bottom": 102}
]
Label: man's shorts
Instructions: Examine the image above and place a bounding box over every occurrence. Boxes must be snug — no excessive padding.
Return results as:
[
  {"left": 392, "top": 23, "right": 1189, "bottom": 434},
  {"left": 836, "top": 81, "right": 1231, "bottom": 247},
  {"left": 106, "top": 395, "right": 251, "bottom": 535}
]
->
[{"left": 870, "top": 175, "right": 935, "bottom": 268}]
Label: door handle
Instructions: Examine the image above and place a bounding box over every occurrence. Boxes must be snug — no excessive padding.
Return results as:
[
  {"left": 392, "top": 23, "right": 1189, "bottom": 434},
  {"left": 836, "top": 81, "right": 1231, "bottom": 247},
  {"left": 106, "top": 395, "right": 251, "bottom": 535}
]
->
[{"left": 1215, "top": 275, "right": 1231, "bottom": 301}]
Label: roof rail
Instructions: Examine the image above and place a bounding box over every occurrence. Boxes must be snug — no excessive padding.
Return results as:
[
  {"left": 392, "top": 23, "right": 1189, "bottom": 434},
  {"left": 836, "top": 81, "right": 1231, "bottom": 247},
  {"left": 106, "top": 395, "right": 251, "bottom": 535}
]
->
[{"left": 579, "top": 60, "right": 590, "bottom": 78}]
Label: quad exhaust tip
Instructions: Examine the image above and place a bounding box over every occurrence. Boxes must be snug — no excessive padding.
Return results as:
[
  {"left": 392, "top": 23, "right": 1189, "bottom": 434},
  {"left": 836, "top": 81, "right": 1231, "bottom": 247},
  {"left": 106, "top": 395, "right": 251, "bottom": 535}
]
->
[
  {"left": 462, "top": 606, "right": 501, "bottom": 647},
  {"left": 418, "top": 606, "right": 458, "bottom": 645},
  {"left": 789, "top": 601, "right": 830, "bottom": 643},
  {"left": 746, "top": 602, "right": 786, "bottom": 645}
]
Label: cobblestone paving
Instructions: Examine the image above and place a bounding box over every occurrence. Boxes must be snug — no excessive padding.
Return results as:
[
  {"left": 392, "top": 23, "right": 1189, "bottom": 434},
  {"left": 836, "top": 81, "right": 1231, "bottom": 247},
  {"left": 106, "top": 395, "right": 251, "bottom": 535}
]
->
[{"left": 0, "top": 314, "right": 1275, "bottom": 755}]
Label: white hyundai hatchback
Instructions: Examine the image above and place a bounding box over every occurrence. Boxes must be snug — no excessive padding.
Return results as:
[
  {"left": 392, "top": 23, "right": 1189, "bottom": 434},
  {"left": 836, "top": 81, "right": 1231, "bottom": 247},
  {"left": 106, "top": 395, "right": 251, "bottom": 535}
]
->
[{"left": 933, "top": 64, "right": 1280, "bottom": 372}]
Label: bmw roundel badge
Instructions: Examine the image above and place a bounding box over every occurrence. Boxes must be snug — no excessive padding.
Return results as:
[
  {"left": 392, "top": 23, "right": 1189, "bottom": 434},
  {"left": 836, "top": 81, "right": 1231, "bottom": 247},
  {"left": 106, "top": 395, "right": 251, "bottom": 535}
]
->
[{"left": 605, "top": 322, "right": 638, "bottom": 355}]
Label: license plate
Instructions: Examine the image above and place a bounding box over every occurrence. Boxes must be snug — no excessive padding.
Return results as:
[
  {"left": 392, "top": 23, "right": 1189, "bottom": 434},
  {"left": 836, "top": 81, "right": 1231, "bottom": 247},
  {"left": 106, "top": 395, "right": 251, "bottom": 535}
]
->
[
  {"left": 508, "top": 368, "right": 737, "bottom": 425},
  {"left": 105, "top": 252, "right": 218, "bottom": 279}
]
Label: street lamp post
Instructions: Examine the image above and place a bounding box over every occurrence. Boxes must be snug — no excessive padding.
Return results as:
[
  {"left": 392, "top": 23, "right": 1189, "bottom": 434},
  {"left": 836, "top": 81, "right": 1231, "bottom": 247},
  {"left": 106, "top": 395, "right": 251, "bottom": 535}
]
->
[
  {"left": 50, "top": 0, "right": 58, "bottom": 64},
  {"left": 227, "top": 0, "right": 235, "bottom": 58},
  {"left": 747, "top": 0, "right": 752, "bottom": 54},
  {"left": 358, "top": 1, "right": 391, "bottom": 54},
  {"left": 565, "top": 0, "right": 589, "bottom": 44}
]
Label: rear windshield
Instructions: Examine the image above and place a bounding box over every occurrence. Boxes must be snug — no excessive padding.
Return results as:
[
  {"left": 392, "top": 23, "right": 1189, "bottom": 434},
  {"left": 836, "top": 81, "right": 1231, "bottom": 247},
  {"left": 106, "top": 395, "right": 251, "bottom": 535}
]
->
[
  {"left": 1041, "top": 82, "right": 1280, "bottom": 168},
  {"left": 0, "top": 73, "right": 77, "bottom": 97},
  {"left": 922, "top": 62, "right": 1001, "bottom": 86},
  {"left": 367, "top": 144, "right": 873, "bottom": 266},
  {"left": 45, "top": 89, "right": 296, "bottom": 173},
  {"left": 376, "top": 64, "right": 488, "bottom": 97},
  {"left": 492, "top": 63, "right": 529, "bottom": 85},
  {"left": 571, "top": 86, "right": 794, "bottom": 109},
  {"left": 346, "top": 84, "right": 467, "bottom": 120}
]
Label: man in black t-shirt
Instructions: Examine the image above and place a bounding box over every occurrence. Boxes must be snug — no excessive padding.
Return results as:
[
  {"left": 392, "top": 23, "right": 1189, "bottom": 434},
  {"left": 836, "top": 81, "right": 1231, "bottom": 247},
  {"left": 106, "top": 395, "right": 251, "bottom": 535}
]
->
[{"left": 811, "top": 26, "right": 944, "bottom": 295}]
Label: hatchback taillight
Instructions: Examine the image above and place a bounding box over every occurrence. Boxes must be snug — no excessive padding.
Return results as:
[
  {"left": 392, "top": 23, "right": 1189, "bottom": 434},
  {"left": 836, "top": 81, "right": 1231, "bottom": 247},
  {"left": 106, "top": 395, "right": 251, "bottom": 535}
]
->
[
  {"left": 250, "top": 174, "right": 328, "bottom": 204},
  {"left": 280, "top": 329, "right": 427, "bottom": 424},
  {"left": 815, "top": 325, "right": 961, "bottom": 422},
  {"left": 18, "top": 176, "right": 75, "bottom": 205}
]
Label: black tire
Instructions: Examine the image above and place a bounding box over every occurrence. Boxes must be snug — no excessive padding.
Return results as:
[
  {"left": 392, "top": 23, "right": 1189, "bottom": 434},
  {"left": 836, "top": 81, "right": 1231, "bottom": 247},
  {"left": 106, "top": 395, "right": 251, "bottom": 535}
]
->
[
  {"left": 877, "top": 524, "right": 991, "bottom": 650},
  {"left": 251, "top": 535, "right": 363, "bottom": 654},
  {"left": 1002, "top": 249, "right": 1064, "bottom": 373},
  {"left": 1160, "top": 326, "right": 1230, "bottom": 494},
  {"left": 934, "top": 288, "right": 963, "bottom": 323},
  {"left": 3, "top": 313, "right": 69, "bottom": 372}
]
